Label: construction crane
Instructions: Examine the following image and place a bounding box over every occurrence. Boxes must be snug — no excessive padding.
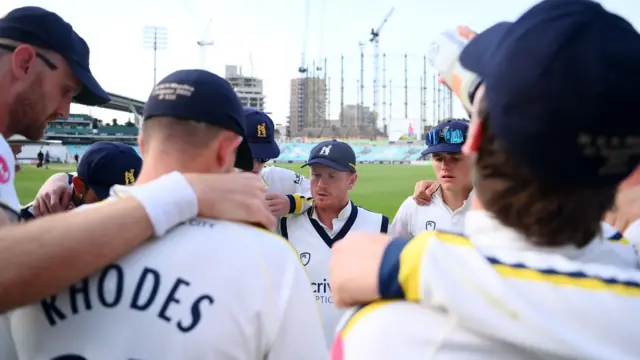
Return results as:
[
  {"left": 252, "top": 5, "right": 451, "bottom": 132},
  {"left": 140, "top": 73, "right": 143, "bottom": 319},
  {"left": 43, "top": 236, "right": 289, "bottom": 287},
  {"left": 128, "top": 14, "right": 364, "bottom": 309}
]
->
[
  {"left": 249, "top": 52, "right": 255, "bottom": 78},
  {"left": 298, "top": 0, "right": 310, "bottom": 74},
  {"left": 369, "top": 7, "right": 395, "bottom": 129},
  {"left": 197, "top": 17, "right": 214, "bottom": 69}
]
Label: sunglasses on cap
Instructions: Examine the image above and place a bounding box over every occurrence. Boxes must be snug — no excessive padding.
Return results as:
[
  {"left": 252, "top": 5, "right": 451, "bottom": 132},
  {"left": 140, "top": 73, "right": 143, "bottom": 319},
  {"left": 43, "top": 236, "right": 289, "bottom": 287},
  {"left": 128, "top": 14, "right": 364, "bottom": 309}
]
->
[
  {"left": 426, "top": 126, "right": 467, "bottom": 146},
  {"left": 256, "top": 158, "right": 271, "bottom": 164}
]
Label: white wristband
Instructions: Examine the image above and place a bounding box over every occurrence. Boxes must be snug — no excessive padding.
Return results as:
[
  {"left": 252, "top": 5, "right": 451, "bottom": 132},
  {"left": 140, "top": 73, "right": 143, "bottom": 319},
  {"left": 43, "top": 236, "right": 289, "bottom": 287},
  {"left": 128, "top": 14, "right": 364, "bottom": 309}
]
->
[{"left": 110, "top": 171, "right": 198, "bottom": 237}]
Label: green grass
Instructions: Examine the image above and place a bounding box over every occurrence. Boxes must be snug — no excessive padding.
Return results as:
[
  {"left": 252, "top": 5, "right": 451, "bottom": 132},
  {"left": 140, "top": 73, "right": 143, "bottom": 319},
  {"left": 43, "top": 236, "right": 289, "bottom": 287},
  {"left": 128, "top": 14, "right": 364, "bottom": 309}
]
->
[{"left": 15, "top": 163, "right": 436, "bottom": 219}]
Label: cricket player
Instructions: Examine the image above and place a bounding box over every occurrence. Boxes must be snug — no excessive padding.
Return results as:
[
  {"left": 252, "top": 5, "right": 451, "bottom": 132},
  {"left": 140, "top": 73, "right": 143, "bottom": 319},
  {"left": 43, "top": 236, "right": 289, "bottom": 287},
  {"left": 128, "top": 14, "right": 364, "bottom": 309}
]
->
[
  {"left": 389, "top": 120, "right": 473, "bottom": 237},
  {"left": 20, "top": 141, "right": 142, "bottom": 220},
  {"left": 330, "top": 1, "right": 640, "bottom": 358},
  {"left": 243, "top": 108, "right": 312, "bottom": 216},
  {"left": 279, "top": 139, "right": 389, "bottom": 348},
  {"left": 6, "top": 69, "right": 326, "bottom": 359}
]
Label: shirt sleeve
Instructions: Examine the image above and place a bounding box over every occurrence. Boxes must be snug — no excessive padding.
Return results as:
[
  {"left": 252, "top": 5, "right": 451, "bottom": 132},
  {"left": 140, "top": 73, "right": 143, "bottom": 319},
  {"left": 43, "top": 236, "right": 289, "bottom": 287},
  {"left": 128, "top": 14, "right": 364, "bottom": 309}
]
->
[
  {"left": 377, "top": 232, "right": 435, "bottom": 302},
  {"left": 278, "top": 168, "right": 312, "bottom": 215},
  {"left": 387, "top": 197, "right": 414, "bottom": 238},
  {"left": 332, "top": 301, "right": 442, "bottom": 360},
  {"left": 624, "top": 220, "right": 640, "bottom": 246},
  {"left": 267, "top": 243, "right": 328, "bottom": 359},
  {"left": 0, "top": 314, "right": 18, "bottom": 360},
  {"left": 600, "top": 221, "right": 628, "bottom": 243},
  {"left": 0, "top": 137, "right": 20, "bottom": 214}
]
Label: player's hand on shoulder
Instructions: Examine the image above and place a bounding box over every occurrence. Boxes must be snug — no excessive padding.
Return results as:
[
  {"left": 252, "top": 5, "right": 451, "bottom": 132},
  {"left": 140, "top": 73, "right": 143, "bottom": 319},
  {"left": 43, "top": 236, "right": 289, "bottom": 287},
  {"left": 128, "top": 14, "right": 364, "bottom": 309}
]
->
[
  {"left": 265, "top": 192, "right": 290, "bottom": 217},
  {"left": 412, "top": 180, "right": 439, "bottom": 206},
  {"left": 330, "top": 231, "right": 393, "bottom": 308},
  {"left": 185, "top": 171, "right": 276, "bottom": 231},
  {"left": 32, "top": 172, "right": 72, "bottom": 217},
  {"left": 605, "top": 185, "right": 640, "bottom": 233}
]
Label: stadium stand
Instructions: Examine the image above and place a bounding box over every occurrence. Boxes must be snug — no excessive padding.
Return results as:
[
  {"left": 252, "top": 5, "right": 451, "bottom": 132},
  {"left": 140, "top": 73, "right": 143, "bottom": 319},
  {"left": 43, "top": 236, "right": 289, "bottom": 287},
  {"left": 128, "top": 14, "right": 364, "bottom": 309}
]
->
[
  {"left": 275, "top": 143, "right": 424, "bottom": 164},
  {"left": 15, "top": 114, "right": 428, "bottom": 164}
]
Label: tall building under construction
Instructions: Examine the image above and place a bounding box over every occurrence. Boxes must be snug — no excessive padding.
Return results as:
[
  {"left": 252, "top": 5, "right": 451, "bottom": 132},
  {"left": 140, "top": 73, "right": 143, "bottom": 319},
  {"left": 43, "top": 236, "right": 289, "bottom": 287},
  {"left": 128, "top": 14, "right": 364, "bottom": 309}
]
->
[
  {"left": 225, "top": 65, "right": 266, "bottom": 111},
  {"left": 288, "top": 77, "right": 327, "bottom": 135}
]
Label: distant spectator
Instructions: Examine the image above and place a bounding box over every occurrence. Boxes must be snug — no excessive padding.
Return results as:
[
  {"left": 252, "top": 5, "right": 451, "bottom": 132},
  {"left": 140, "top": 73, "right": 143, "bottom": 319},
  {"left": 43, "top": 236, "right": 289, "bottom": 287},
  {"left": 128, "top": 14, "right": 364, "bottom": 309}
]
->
[
  {"left": 36, "top": 149, "right": 43, "bottom": 168},
  {"left": 9, "top": 144, "right": 21, "bottom": 172}
]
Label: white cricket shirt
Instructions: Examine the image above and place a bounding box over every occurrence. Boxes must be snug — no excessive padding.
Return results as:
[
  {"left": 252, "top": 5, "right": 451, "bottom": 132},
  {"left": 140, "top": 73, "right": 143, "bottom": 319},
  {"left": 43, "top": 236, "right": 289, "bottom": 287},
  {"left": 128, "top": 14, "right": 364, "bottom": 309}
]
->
[
  {"left": 333, "top": 210, "right": 640, "bottom": 359},
  {"left": 388, "top": 190, "right": 473, "bottom": 237},
  {"left": 624, "top": 220, "right": 640, "bottom": 245},
  {"left": 280, "top": 201, "right": 389, "bottom": 349},
  {"left": 7, "top": 216, "right": 327, "bottom": 359}
]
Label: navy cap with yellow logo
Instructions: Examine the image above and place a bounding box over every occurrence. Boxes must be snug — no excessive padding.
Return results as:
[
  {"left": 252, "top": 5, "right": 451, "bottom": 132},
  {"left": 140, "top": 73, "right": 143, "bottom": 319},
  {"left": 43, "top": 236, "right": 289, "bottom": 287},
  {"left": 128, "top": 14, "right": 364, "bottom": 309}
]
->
[
  {"left": 460, "top": 0, "right": 640, "bottom": 186},
  {"left": 142, "top": 69, "right": 253, "bottom": 171},
  {"left": 302, "top": 140, "right": 357, "bottom": 173},
  {"left": 243, "top": 108, "right": 281, "bottom": 160},
  {"left": 77, "top": 142, "right": 142, "bottom": 200}
]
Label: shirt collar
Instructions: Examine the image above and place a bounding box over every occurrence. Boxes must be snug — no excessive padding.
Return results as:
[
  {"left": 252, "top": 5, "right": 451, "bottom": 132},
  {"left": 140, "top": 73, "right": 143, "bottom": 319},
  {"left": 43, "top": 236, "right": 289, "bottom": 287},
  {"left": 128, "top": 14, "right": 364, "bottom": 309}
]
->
[
  {"left": 464, "top": 210, "right": 609, "bottom": 258},
  {"left": 433, "top": 188, "right": 475, "bottom": 210},
  {"left": 311, "top": 200, "right": 352, "bottom": 222}
]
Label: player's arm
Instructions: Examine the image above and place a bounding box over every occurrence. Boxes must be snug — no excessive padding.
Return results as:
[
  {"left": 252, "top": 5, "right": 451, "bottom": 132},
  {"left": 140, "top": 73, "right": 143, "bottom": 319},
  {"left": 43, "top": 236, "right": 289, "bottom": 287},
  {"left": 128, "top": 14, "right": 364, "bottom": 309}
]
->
[
  {"left": 286, "top": 171, "right": 313, "bottom": 215},
  {"left": 22, "top": 172, "right": 74, "bottom": 218},
  {"left": 0, "top": 172, "right": 274, "bottom": 313},
  {"left": 268, "top": 244, "right": 327, "bottom": 359},
  {"left": 0, "top": 196, "right": 153, "bottom": 312},
  {"left": 330, "top": 231, "right": 433, "bottom": 307},
  {"left": 264, "top": 168, "right": 312, "bottom": 217},
  {"left": 387, "top": 197, "right": 414, "bottom": 237}
]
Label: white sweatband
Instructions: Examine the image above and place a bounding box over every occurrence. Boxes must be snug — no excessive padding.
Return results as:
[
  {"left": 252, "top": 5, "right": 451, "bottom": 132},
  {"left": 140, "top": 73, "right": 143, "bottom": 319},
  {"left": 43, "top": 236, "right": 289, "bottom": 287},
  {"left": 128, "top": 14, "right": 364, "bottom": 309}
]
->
[{"left": 110, "top": 171, "right": 198, "bottom": 237}]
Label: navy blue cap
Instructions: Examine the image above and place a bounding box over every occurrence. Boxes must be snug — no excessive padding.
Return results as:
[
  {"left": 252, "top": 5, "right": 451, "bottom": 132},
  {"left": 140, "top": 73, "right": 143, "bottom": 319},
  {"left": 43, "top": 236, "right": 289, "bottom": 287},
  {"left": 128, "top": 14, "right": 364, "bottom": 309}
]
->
[
  {"left": 302, "top": 140, "right": 357, "bottom": 173},
  {"left": 77, "top": 142, "right": 142, "bottom": 200},
  {"left": 460, "top": 0, "right": 640, "bottom": 187},
  {"left": 244, "top": 108, "right": 281, "bottom": 159},
  {"left": 422, "top": 120, "right": 469, "bottom": 156},
  {"left": 0, "top": 7, "right": 109, "bottom": 106},
  {"left": 143, "top": 69, "right": 253, "bottom": 171}
]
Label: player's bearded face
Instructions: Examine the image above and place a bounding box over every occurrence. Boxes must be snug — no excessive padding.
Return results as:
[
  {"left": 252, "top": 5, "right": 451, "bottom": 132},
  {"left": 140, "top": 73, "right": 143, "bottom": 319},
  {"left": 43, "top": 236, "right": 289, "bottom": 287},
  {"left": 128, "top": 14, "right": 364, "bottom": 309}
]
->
[{"left": 7, "top": 73, "right": 55, "bottom": 140}]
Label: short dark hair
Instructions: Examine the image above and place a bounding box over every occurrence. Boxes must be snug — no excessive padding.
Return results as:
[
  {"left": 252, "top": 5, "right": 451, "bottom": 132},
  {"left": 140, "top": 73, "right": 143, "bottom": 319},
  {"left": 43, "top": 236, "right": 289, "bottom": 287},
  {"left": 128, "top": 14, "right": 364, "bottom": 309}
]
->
[
  {"left": 141, "top": 117, "right": 223, "bottom": 153},
  {"left": 473, "top": 95, "right": 617, "bottom": 248}
]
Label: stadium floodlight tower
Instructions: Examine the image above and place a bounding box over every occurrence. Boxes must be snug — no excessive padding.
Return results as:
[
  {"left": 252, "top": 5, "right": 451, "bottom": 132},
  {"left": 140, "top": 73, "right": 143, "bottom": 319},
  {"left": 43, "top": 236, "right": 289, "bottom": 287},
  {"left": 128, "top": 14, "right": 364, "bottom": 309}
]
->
[
  {"left": 369, "top": 7, "right": 395, "bottom": 130},
  {"left": 143, "top": 26, "right": 169, "bottom": 86}
]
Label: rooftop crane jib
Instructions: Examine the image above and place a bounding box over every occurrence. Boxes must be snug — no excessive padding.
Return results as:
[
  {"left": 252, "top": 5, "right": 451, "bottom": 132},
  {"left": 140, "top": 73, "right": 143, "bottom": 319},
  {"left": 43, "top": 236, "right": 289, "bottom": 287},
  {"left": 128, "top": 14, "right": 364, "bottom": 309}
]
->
[
  {"left": 299, "top": 0, "right": 310, "bottom": 74},
  {"left": 370, "top": 7, "right": 395, "bottom": 129},
  {"left": 197, "top": 18, "right": 214, "bottom": 69}
]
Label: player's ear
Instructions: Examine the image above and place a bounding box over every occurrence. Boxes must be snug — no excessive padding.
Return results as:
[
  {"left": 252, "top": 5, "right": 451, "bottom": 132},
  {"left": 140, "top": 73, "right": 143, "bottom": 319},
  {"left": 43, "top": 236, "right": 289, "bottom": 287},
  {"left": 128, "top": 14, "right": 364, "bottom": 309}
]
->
[
  {"left": 215, "top": 131, "right": 243, "bottom": 170},
  {"left": 347, "top": 173, "right": 357, "bottom": 190},
  {"left": 71, "top": 176, "right": 85, "bottom": 194},
  {"left": 137, "top": 134, "right": 144, "bottom": 154}
]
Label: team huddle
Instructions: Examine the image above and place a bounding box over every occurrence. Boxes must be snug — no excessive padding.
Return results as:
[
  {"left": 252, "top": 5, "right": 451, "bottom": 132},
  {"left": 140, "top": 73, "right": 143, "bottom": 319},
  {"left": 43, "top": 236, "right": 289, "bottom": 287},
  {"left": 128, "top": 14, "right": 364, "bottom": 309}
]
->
[{"left": 1, "top": 0, "right": 640, "bottom": 359}]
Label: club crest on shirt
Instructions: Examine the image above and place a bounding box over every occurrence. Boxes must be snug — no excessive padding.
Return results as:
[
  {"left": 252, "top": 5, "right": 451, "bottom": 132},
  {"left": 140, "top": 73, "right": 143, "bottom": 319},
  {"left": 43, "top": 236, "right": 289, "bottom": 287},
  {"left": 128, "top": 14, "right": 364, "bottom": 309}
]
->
[
  {"left": 425, "top": 221, "right": 436, "bottom": 231},
  {"left": 300, "top": 252, "right": 311, "bottom": 266}
]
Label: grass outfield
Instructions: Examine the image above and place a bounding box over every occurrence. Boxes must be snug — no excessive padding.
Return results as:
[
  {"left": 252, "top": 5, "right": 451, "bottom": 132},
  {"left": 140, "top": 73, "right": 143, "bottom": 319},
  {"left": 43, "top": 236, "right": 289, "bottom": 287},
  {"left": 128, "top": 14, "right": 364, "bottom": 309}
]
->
[{"left": 15, "top": 163, "right": 436, "bottom": 219}]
